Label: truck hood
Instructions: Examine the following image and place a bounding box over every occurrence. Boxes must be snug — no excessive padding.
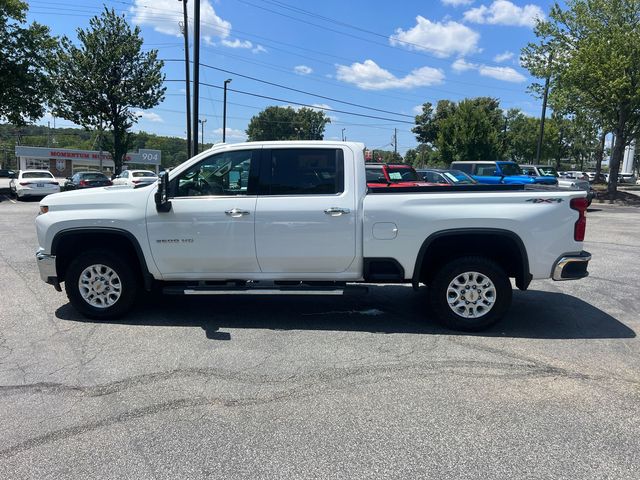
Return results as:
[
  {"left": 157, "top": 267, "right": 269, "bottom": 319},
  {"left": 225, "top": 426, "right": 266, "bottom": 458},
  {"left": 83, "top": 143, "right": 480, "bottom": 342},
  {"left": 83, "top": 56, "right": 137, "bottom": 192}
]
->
[{"left": 39, "top": 184, "right": 154, "bottom": 210}]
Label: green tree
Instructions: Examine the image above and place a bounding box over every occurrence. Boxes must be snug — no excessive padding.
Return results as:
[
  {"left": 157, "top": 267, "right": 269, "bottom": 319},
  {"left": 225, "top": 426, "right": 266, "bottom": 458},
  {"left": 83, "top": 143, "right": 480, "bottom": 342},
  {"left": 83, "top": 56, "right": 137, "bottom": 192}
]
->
[
  {"left": 53, "top": 8, "right": 165, "bottom": 174},
  {"left": 437, "top": 97, "right": 505, "bottom": 163},
  {"left": 404, "top": 143, "right": 439, "bottom": 168},
  {"left": 522, "top": 0, "right": 640, "bottom": 194},
  {"left": 0, "top": 0, "right": 58, "bottom": 125},
  {"left": 505, "top": 110, "right": 539, "bottom": 162},
  {"left": 295, "top": 107, "right": 331, "bottom": 140},
  {"left": 246, "top": 106, "right": 331, "bottom": 141}
]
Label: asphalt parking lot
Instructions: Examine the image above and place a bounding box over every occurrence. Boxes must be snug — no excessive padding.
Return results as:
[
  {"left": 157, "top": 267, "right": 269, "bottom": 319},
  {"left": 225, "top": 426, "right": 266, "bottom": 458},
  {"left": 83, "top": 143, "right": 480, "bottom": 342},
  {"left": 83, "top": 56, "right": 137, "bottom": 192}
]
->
[{"left": 0, "top": 194, "right": 638, "bottom": 479}]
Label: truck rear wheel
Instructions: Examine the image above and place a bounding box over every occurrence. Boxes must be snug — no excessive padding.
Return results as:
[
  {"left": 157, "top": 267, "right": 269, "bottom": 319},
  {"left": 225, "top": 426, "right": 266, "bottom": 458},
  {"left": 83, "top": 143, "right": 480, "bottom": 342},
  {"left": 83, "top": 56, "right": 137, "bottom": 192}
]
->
[
  {"left": 428, "top": 256, "right": 512, "bottom": 331},
  {"left": 64, "top": 249, "right": 138, "bottom": 319}
]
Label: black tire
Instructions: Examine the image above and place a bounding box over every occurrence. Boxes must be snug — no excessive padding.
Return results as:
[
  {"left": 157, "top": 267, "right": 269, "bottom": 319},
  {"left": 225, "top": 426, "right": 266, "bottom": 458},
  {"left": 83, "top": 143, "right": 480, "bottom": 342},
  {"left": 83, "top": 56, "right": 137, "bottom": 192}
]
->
[
  {"left": 64, "top": 249, "right": 139, "bottom": 319},
  {"left": 428, "top": 256, "right": 512, "bottom": 332}
]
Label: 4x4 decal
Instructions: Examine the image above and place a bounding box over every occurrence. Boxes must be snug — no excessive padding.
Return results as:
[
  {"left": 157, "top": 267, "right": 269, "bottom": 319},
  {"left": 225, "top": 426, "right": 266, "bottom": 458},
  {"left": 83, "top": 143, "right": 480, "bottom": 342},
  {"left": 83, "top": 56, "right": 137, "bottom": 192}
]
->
[{"left": 526, "top": 198, "right": 564, "bottom": 203}]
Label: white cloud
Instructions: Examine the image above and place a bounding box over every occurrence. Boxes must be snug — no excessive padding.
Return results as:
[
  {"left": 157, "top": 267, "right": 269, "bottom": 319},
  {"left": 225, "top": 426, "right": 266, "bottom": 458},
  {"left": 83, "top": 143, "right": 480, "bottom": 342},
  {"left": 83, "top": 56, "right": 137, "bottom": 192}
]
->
[
  {"left": 213, "top": 127, "right": 246, "bottom": 139},
  {"left": 131, "top": 0, "right": 231, "bottom": 43},
  {"left": 221, "top": 39, "right": 252, "bottom": 49},
  {"left": 452, "top": 58, "right": 476, "bottom": 72},
  {"left": 451, "top": 58, "right": 526, "bottom": 82},
  {"left": 442, "top": 0, "right": 474, "bottom": 6},
  {"left": 389, "top": 16, "right": 480, "bottom": 58},
  {"left": 463, "top": 1, "right": 545, "bottom": 28},
  {"left": 336, "top": 59, "right": 445, "bottom": 90},
  {"left": 294, "top": 65, "right": 313, "bottom": 75},
  {"left": 252, "top": 45, "right": 267, "bottom": 54},
  {"left": 493, "top": 51, "right": 515, "bottom": 62},
  {"left": 134, "top": 110, "right": 163, "bottom": 123},
  {"left": 412, "top": 105, "right": 424, "bottom": 114},
  {"left": 478, "top": 65, "right": 526, "bottom": 82}
]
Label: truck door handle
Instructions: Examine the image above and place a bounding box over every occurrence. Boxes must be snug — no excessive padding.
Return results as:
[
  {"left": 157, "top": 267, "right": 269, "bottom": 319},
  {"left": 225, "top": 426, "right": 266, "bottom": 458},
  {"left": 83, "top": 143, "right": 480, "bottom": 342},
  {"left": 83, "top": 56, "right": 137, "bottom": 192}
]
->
[
  {"left": 324, "top": 207, "right": 351, "bottom": 216},
  {"left": 225, "top": 208, "right": 250, "bottom": 217}
]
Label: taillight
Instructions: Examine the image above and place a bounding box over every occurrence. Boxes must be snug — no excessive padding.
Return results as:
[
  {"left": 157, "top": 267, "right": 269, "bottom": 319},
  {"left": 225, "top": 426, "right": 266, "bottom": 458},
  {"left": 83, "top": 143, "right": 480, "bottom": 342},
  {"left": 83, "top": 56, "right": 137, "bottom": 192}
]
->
[
  {"left": 19, "top": 182, "right": 31, "bottom": 186},
  {"left": 79, "top": 180, "right": 87, "bottom": 186},
  {"left": 107, "top": 180, "right": 113, "bottom": 185},
  {"left": 570, "top": 197, "right": 588, "bottom": 241},
  {"left": 132, "top": 179, "right": 141, "bottom": 184}
]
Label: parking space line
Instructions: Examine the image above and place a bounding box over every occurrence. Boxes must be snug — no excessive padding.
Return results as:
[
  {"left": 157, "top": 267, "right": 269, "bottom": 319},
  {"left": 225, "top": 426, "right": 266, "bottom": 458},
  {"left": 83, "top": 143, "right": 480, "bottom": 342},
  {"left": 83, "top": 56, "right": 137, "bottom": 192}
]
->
[{"left": 0, "top": 194, "right": 16, "bottom": 203}]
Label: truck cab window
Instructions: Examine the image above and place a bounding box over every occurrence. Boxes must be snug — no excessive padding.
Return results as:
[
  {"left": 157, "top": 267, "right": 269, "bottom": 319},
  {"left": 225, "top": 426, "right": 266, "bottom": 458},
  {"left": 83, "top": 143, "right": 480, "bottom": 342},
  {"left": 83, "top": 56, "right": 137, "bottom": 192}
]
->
[
  {"left": 264, "top": 148, "right": 344, "bottom": 195},
  {"left": 172, "top": 150, "right": 257, "bottom": 197}
]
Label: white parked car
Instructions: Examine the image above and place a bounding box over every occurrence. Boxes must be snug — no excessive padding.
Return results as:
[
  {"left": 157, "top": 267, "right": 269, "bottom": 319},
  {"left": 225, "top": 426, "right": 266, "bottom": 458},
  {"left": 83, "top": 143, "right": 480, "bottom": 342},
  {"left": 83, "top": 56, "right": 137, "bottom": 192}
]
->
[
  {"left": 112, "top": 169, "right": 158, "bottom": 187},
  {"left": 9, "top": 170, "right": 60, "bottom": 199}
]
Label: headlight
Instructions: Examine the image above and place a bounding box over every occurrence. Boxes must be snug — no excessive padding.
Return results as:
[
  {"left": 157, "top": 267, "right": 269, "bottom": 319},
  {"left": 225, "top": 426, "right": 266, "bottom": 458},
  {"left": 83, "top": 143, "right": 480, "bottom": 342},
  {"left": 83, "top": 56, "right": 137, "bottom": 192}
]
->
[{"left": 39, "top": 205, "right": 49, "bottom": 214}]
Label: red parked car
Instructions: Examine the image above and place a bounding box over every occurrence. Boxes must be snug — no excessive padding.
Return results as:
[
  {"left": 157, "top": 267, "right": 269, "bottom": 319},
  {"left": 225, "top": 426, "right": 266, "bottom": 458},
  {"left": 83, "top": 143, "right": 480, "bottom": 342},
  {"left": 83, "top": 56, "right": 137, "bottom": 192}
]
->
[{"left": 365, "top": 163, "right": 443, "bottom": 188}]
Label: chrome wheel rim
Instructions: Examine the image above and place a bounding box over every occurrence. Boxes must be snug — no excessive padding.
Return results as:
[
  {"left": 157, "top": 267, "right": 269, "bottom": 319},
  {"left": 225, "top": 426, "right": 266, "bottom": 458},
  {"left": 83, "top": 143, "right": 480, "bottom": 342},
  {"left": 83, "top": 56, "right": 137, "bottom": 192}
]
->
[
  {"left": 78, "top": 264, "right": 122, "bottom": 308},
  {"left": 446, "top": 271, "right": 496, "bottom": 319}
]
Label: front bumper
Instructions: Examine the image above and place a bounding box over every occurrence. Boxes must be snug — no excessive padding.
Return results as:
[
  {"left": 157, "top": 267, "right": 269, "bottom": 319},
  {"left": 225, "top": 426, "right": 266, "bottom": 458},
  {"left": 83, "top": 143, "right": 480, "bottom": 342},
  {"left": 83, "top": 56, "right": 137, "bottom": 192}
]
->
[
  {"left": 36, "top": 249, "right": 61, "bottom": 291},
  {"left": 552, "top": 251, "right": 591, "bottom": 281}
]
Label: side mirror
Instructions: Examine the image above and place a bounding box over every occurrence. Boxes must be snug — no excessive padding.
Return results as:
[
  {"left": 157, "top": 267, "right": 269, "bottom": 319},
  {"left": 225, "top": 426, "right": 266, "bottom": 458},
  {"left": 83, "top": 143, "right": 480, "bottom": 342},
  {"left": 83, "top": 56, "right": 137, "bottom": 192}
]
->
[{"left": 155, "top": 171, "right": 172, "bottom": 212}]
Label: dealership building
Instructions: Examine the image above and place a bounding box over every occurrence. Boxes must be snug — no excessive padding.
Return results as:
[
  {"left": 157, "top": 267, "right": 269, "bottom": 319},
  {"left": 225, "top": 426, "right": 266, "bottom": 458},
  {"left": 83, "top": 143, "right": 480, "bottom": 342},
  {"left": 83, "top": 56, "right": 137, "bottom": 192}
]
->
[{"left": 14, "top": 146, "right": 161, "bottom": 177}]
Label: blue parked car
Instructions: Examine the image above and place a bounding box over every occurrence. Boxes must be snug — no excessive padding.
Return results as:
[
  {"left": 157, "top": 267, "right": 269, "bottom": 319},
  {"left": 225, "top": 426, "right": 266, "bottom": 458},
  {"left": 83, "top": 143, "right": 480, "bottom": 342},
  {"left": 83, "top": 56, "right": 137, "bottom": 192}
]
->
[{"left": 450, "top": 161, "right": 558, "bottom": 185}]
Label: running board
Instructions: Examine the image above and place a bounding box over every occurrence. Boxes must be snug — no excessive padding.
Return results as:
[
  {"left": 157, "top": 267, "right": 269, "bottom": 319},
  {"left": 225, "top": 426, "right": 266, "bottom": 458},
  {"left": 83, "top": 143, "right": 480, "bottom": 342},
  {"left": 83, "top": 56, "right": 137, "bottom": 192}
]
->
[{"left": 162, "top": 284, "right": 369, "bottom": 296}]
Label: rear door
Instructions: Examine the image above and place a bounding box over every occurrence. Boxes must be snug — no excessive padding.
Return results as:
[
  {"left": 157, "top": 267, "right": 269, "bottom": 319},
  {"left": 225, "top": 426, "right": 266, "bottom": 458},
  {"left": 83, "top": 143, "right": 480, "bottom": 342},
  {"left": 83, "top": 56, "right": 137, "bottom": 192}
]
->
[{"left": 254, "top": 147, "right": 356, "bottom": 273}]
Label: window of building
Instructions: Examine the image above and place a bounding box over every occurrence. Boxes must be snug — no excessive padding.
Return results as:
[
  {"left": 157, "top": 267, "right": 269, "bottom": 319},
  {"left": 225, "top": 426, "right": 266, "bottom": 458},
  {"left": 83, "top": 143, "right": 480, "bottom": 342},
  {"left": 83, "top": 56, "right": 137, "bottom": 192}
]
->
[{"left": 25, "top": 158, "right": 49, "bottom": 170}]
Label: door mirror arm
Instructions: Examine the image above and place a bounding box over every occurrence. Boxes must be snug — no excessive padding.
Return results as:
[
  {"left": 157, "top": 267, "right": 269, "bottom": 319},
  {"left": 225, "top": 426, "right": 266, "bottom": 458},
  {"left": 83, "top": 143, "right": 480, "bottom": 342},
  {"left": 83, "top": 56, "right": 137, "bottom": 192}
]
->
[{"left": 155, "top": 171, "right": 172, "bottom": 212}]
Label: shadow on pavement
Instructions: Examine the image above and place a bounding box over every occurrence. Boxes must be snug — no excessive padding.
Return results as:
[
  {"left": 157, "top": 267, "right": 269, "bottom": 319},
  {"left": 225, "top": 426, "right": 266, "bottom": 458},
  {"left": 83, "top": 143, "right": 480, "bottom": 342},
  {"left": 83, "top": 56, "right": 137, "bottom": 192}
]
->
[{"left": 55, "top": 286, "right": 635, "bottom": 341}]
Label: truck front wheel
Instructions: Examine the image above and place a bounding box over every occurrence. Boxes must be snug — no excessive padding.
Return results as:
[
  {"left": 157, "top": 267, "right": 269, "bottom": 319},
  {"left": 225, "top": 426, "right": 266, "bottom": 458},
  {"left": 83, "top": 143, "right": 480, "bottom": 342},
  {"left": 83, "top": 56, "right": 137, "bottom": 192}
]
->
[
  {"left": 428, "top": 256, "right": 512, "bottom": 331},
  {"left": 64, "top": 249, "right": 139, "bottom": 319}
]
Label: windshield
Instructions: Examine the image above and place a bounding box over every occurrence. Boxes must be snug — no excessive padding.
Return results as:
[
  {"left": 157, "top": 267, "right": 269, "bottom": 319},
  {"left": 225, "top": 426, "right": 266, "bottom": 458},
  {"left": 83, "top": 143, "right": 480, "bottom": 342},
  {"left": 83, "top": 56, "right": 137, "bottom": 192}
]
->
[
  {"left": 81, "top": 173, "right": 108, "bottom": 180},
  {"left": 387, "top": 167, "right": 418, "bottom": 182},
  {"left": 443, "top": 170, "right": 477, "bottom": 184},
  {"left": 133, "top": 171, "right": 157, "bottom": 178},
  {"left": 498, "top": 163, "right": 523, "bottom": 176},
  {"left": 23, "top": 171, "right": 54, "bottom": 179},
  {"left": 537, "top": 167, "right": 558, "bottom": 177}
]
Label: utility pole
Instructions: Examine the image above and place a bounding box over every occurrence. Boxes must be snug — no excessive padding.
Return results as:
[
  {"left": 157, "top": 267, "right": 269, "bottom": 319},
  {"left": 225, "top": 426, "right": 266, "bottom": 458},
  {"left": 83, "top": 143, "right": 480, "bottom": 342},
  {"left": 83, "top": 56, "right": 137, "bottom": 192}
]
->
[
  {"left": 179, "top": 0, "right": 192, "bottom": 158},
  {"left": 535, "top": 52, "right": 553, "bottom": 164},
  {"left": 199, "top": 118, "right": 207, "bottom": 151},
  {"left": 223, "top": 78, "right": 232, "bottom": 142},
  {"left": 393, "top": 128, "right": 398, "bottom": 156},
  {"left": 341, "top": 128, "right": 345, "bottom": 141},
  {"left": 192, "top": 0, "right": 201, "bottom": 155}
]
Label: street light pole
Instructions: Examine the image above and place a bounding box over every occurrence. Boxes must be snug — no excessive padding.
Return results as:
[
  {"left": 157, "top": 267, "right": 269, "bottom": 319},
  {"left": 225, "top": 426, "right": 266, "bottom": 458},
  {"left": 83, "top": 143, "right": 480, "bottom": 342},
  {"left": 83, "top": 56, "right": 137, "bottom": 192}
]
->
[
  {"left": 341, "top": 128, "right": 345, "bottom": 141},
  {"left": 223, "top": 78, "right": 232, "bottom": 143},
  {"left": 199, "top": 118, "right": 207, "bottom": 151}
]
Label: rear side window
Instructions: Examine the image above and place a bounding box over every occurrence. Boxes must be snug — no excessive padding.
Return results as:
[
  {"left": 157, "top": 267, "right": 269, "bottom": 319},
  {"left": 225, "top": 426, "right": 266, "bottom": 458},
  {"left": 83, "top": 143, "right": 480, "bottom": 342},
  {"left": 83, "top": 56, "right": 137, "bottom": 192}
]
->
[
  {"left": 366, "top": 167, "right": 384, "bottom": 182},
  {"left": 264, "top": 148, "right": 344, "bottom": 195},
  {"left": 453, "top": 163, "right": 473, "bottom": 174},
  {"left": 133, "top": 171, "right": 156, "bottom": 177},
  {"left": 475, "top": 165, "right": 497, "bottom": 176}
]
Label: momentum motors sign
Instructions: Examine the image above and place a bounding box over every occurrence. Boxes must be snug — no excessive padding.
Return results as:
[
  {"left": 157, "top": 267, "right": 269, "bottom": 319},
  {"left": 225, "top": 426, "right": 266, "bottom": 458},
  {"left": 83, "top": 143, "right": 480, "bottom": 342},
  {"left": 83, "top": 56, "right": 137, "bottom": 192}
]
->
[{"left": 14, "top": 146, "right": 161, "bottom": 165}]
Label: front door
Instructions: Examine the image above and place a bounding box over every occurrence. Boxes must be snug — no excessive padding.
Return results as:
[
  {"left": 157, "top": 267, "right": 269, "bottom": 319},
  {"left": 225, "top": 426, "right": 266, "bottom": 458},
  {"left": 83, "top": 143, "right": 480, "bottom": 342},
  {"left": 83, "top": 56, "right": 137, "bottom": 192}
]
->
[
  {"left": 147, "top": 149, "right": 260, "bottom": 277},
  {"left": 254, "top": 147, "right": 356, "bottom": 274}
]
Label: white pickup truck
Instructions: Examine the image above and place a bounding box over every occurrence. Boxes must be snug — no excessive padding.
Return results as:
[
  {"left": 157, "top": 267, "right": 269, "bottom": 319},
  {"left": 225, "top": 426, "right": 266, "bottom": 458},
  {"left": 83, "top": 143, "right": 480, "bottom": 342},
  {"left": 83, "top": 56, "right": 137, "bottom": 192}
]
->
[{"left": 35, "top": 141, "right": 591, "bottom": 331}]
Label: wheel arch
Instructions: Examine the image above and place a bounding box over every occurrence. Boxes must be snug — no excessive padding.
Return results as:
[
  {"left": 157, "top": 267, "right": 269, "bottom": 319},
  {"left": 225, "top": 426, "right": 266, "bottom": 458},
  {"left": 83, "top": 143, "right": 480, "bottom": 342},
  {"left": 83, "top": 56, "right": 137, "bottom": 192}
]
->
[
  {"left": 51, "top": 228, "right": 153, "bottom": 290},
  {"left": 412, "top": 228, "right": 531, "bottom": 291}
]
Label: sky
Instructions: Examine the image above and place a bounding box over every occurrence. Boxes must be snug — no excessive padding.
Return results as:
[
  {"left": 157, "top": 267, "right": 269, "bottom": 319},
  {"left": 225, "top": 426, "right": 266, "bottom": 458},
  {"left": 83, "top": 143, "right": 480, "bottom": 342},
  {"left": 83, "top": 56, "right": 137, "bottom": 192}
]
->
[{"left": 26, "top": 0, "right": 561, "bottom": 154}]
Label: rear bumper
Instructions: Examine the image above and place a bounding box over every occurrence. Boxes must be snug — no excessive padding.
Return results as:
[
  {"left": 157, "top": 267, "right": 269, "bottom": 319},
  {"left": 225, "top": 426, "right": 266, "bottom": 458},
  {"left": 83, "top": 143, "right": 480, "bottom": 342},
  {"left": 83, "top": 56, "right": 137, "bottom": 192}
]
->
[
  {"left": 36, "top": 248, "right": 61, "bottom": 291},
  {"left": 552, "top": 251, "right": 591, "bottom": 281}
]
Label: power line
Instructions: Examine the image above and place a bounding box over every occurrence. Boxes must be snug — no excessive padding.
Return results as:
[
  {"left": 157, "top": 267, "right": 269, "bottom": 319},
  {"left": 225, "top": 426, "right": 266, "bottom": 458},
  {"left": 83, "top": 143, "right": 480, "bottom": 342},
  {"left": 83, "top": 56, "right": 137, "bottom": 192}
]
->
[
  {"left": 163, "top": 59, "right": 414, "bottom": 118},
  {"left": 165, "top": 80, "right": 415, "bottom": 124}
]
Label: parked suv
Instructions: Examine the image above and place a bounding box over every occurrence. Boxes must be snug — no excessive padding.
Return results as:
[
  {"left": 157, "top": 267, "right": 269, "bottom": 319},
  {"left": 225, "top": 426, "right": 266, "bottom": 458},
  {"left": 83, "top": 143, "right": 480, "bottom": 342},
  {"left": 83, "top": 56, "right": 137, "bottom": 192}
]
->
[
  {"left": 521, "top": 165, "right": 595, "bottom": 205},
  {"left": 451, "top": 161, "right": 558, "bottom": 185}
]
